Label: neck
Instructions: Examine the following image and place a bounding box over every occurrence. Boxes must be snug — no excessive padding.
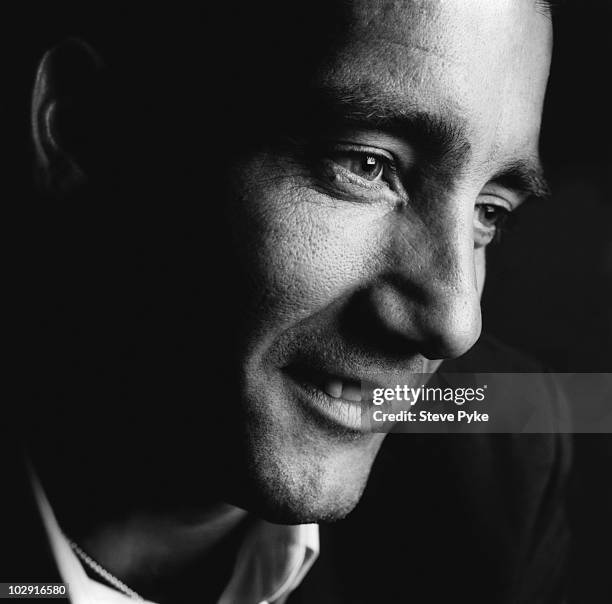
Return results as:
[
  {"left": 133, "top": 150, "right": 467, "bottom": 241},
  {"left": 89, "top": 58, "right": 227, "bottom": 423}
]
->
[
  {"left": 31, "top": 447, "right": 250, "bottom": 604},
  {"left": 75, "top": 504, "right": 250, "bottom": 603}
]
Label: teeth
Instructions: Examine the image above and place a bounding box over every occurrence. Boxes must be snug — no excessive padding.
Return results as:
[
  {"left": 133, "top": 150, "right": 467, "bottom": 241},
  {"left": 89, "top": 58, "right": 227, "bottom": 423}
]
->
[
  {"left": 323, "top": 379, "right": 343, "bottom": 398},
  {"left": 342, "top": 383, "right": 362, "bottom": 402},
  {"left": 322, "top": 378, "right": 362, "bottom": 402}
]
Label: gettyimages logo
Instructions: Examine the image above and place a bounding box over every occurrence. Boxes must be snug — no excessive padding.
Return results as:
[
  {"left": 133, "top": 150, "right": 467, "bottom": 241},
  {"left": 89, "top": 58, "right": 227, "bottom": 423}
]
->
[
  {"left": 368, "top": 381, "right": 490, "bottom": 428},
  {"left": 362, "top": 373, "right": 612, "bottom": 434},
  {"left": 372, "top": 384, "right": 487, "bottom": 406}
]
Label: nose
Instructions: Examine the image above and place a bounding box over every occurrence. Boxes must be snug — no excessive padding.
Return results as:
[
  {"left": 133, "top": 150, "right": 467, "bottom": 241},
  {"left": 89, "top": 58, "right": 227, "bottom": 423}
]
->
[{"left": 369, "top": 202, "right": 482, "bottom": 360}]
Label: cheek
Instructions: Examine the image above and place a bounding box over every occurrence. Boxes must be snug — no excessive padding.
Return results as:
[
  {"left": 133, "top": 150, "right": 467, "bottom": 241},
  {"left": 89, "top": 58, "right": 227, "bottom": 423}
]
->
[{"left": 230, "top": 172, "right": 385, "bottom": 326}]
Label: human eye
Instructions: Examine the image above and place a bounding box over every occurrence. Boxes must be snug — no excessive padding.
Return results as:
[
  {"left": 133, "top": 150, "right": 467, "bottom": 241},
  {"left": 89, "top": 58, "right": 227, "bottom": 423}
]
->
[
  {"left": 327, "top": 149, "right": 395, "bottom": 184},
  {"left": 310, "top": 141, "right": 409, "bottom": 206},
  {"left": 473, "top": 199, "right": 513, "bottom": 247}
]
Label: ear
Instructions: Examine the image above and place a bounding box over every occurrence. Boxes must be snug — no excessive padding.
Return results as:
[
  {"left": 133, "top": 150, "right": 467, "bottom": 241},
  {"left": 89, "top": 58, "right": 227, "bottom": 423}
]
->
[{"left": 31, "top": 38, "right": 106, "bottom": 196}]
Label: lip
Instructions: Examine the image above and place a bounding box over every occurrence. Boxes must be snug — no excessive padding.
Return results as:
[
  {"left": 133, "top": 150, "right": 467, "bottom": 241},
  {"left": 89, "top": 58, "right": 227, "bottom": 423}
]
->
[{"left": 284, "top": 364, "right": 371, "bottom": 433}]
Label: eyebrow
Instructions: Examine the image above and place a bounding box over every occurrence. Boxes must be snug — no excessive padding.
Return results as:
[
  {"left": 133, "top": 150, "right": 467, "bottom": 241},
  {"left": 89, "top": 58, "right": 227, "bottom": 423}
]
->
[
  {"left": 306, "top": 84, "right": 472, "bottom": 174},
  {"left": 300, "top": 83, "right": 550, "bottom": 201},
  {"left": 489, "top": 159, "right": 551, "bottom": 202}
]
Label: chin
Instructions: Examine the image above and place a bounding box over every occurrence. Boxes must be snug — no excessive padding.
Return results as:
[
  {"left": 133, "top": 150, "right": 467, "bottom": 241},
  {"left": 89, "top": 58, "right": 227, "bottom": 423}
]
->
[{"left": 234, "top": 418, "right": 386, "bottom": 524}]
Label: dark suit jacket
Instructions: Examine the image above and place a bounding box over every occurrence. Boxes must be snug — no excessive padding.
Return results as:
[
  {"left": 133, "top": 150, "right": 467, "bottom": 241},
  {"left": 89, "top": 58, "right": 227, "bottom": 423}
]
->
[{"left": 1, "top": 335, "right": 570, "bottom": 603}]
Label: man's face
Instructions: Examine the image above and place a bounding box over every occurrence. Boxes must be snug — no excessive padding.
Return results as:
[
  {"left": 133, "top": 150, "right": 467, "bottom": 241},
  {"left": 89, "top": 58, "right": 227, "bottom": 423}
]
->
[{"left": 223, "top": 0, "right": 552, "bottom": 522}]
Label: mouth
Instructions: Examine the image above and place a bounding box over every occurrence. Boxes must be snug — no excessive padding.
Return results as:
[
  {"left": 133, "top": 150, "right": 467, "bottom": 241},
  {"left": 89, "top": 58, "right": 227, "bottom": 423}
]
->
[{"left": 283, "top": 363, "right": 370, "bottom": 433}]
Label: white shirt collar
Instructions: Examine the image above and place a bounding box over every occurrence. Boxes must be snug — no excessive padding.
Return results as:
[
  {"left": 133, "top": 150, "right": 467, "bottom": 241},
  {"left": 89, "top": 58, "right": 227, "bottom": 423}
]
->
[{"left": 30, "top": 469, "right": 319, "bottom": 604}]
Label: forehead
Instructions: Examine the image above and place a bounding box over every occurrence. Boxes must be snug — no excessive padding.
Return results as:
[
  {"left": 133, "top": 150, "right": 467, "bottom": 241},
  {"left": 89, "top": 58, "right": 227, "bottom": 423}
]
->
[{"left": 316, "top": 0, "right": 553, "bottom": 166}]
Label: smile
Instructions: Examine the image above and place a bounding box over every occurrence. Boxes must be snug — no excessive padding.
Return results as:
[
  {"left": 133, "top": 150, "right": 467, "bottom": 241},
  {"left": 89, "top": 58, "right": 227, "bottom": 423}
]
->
[{"left": 284, "top": 363, "right": 370, "bottom": 433}]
